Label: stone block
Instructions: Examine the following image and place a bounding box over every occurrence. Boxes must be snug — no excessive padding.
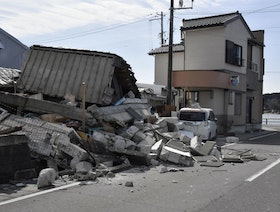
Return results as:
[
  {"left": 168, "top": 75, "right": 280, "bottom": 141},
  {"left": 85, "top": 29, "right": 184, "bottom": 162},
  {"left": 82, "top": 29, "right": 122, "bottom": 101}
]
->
[
  {"left": 122, "top": 126, "right": 140, "bottom": 139},
  {"left": 56, "top": 134, "right": 88, "bottom": 161},
  {"left": 159, "top": 145, "right": 193, "bottom": 166},
  {"left": 76, "top": 161, "right": 93, "bottom": 173},
  {"left": 37, "top": 168, "right": 57, "bottom": 189},
  {"left": 132, "top": 131, "right": 147, "bottom": 144}
]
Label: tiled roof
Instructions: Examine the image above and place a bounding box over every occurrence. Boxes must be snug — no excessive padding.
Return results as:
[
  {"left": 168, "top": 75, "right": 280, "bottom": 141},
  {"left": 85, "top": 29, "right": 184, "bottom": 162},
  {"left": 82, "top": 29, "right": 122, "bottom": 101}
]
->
[
  {"left": 0, "top": 67, "right": 21, "bottom": 86},
  {"left": 182, "top": 12, "right": 240, "bottom": 30},
  {"left": 148, "top": 43, "right": 184, "bottom": 55}
]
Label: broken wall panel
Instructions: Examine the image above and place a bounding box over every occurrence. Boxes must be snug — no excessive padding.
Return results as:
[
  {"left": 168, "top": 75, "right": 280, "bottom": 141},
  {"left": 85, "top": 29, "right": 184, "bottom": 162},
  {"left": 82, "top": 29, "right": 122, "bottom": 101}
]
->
[{"left": 0, "top": 134, "right": 36, "bottom": 183}]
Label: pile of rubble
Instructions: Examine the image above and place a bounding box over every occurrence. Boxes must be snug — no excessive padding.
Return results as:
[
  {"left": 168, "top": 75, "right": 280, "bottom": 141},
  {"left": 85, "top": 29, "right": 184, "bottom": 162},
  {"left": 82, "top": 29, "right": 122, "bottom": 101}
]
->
[{"left": 0, "top": 92, "right": 266, "bottom": 189}]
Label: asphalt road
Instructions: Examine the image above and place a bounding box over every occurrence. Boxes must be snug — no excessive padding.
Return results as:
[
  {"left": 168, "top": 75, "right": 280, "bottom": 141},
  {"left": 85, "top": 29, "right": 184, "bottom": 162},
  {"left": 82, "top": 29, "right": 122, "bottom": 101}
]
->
[{"left": 1, "top": 128, "right": 280, "bottom": 212}]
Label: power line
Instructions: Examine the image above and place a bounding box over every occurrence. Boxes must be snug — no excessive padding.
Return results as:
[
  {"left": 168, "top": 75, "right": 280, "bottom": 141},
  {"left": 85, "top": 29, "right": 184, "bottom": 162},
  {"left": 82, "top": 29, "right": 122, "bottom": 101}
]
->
[
  {"left": 243, "top": 3, "right": 280, "bottom": 16},
  {"left": 36, "top": 14, "right": 154, "bottom": 44}
]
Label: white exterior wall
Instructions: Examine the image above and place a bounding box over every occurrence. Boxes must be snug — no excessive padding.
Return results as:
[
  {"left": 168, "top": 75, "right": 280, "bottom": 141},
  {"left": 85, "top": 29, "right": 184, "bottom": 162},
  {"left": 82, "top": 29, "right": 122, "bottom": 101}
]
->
[
  {"left": 198, "top": 89, "right": 224, "bottom": 115},
  {"left": 212, "top": 89, "right": 225, "bottom": 115},
  {"left": 154, "top": 51, "right": 184, "bottom": 85},
  {"left": 184, "top": 26, "right": 225, "bottom": 70},
  {"left": 184, "top": 19, "right": 252, "bottom": 74},
  {"left": 252, "top": 45, "right": 262, "bottom": 78},
  {"left": 154, "top": 54, "right": 168, "bottom": 85},
  {"left": 225, "top": 20, "right": 251, "bottom": 74}
]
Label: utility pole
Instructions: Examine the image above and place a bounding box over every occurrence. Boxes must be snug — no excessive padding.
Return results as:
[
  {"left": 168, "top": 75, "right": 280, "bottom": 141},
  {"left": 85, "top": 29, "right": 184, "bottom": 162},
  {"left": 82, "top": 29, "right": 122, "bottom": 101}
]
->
[
  {"left": 149, "top": 12, "right": 166, "bottom": 46},
  {"left": 166, "top": 0, "right": 174, "bottom": 105},
  {"left": 166, "top": 0, "right": 194, "bottom": 105},
  {"left": 160, "top": 11, "right": 165, "bottom": 46}
]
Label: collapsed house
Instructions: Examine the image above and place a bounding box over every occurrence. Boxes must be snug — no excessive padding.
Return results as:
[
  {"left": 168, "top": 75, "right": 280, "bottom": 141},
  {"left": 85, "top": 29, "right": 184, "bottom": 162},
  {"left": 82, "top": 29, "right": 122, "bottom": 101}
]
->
[
  {"left": 0, "top": 46, "right": 265, "bottom": 187},
  {"left": 17, "top": 45, "right": 140, "bottom": 105}
]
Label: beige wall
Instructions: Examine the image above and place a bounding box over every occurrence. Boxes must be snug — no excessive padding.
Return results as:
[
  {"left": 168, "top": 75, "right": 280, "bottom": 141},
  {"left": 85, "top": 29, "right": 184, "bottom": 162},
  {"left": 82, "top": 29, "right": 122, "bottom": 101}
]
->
[
  {"left": 183, "top": 19, "right": 252, "bottom": 74},
  {"left": 184, "top": 26, "right": 225, "bottom": 70},
  {"left": 154, "top": 52, "right": 184, "bottom": 85}
]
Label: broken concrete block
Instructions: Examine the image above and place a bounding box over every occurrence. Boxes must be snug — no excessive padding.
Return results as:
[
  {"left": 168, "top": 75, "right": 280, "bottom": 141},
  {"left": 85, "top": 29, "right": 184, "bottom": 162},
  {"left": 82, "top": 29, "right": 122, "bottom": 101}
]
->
[
  {"left": 28, "top": 131, "right": 54, "bottom": 157},
  {"left": 132, "top": 131, "right": 147, "bottom": 144},
  {"left": 190, "top": 136, "right": 216, "bottom": 156},
  {"left": 126, "top": 107, "right": 143, "bottom": 121},
  {"left": 192, "top": 155, "right": 219, "bottom": 163},
  {"left": 124, "top": 138, "right": 136, "bottom": 150},
  {"left": 199, "top": 141, "right": 216, "bottom": 155},
  {"left": 136, "top": 143, "right": 152, "bottom": 155},
  {"left": 132, "top": 121, "right": 145, "bottom": 130},
  {"left": 70, "top": 157, "right": 80, "bottom": 169},
  {"left": 113, "top": 136, "right": 126, "bottom": 150},
  {"left": 75, "top": 171, "right": 97, "bottom": 181},
  {"left": 155, "top": 118, "right": 168, "bottom": 132},
  {"left": 150, "top": 139, "right": 163, "bottom": 157},
  {"left": 136, "top": 135, "right": 156, "bottom": 154},
  {"left": 37, "top": 168, "right": 57, "bottom": 189},
  {"left": 165, "top": 139, "right": 189, "bottom": 152},
  {"left": 150, "top": 159, "right": 160, "bottom": 166},
  {"left": 222, "top": 155, "right": 244, "bottom": 163},
  {"left": 210, "top": 146, "right": 222, "bottom": 160},
  {"left": 92, "top": 131, "right": 110, "bottom": 145},
  {"left": 123, "top": 126, "right": 140, "bottom": 139},
  {"left": 108, "top": 147, "right": 150, "bottom": 165},
  {"left": 55, "top": 134, "right": 88, "bottom": 161},
  {"left": 76, "top": 161, "right": 93, "bottom": 173},
  {"left": 159, "top": 145, "right": 193, "bottom": 166}
]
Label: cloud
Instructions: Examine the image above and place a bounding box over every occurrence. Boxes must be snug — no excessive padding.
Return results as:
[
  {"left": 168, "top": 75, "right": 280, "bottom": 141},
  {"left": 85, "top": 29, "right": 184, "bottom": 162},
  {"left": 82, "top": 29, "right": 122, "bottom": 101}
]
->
[{"left": 0, "top": 0, "right": 169, "bottom": 37}]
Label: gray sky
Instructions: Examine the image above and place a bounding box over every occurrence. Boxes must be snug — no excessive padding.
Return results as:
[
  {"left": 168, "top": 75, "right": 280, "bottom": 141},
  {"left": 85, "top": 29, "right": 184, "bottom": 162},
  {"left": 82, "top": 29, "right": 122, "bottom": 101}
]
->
[{"left": 1, "top": 0, "right": 279, "bottom": 94}]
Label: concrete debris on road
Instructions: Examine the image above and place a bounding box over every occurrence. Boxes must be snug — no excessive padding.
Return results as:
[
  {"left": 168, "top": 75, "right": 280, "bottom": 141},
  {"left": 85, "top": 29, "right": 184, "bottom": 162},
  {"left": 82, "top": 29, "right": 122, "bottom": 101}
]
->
[{"left": 0, "top": 91, "right": 266, "bottom": 188}]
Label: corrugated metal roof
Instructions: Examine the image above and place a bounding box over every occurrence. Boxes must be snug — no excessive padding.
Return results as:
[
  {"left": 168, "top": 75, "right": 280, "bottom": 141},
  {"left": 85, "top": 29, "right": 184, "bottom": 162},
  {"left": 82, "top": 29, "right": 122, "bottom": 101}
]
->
[
  {"left": 17, "top": 45, "right": 139, "bottom": 105},
  {"left": 148, "top": 43, "right": 184, "bottom": 55},
  {"left": 182, "top": 12, "right": 240, "bottom": 30}
]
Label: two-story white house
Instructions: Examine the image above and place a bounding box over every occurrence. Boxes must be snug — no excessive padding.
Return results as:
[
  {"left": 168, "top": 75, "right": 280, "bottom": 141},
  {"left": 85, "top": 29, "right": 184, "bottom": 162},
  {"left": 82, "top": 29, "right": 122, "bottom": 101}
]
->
[{"left": 149, "top": 12, "right": 265, "bottom": 134}]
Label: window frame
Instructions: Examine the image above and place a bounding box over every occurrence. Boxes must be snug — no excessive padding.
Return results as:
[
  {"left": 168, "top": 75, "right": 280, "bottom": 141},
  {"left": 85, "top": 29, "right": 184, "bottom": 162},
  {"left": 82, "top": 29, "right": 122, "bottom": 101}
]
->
[{"left": 226, "top": 40, "right": 243, "bottom": 66}]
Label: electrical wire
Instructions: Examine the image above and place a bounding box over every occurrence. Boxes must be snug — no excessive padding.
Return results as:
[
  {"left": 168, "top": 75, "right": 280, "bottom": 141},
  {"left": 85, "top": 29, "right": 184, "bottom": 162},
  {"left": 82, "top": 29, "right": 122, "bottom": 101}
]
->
[{"left": 36, "top": 14, "right": 154, "bottom": 44}]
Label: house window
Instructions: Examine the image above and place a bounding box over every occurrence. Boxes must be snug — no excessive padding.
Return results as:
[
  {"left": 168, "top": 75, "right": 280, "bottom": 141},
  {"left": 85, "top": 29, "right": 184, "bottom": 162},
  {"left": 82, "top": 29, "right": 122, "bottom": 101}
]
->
[
  {"left": 234, "top": 93, "right": 242, "bottom": 115},
  {"left": 226, "top": 40, "right": 243, "bottom": 66}
]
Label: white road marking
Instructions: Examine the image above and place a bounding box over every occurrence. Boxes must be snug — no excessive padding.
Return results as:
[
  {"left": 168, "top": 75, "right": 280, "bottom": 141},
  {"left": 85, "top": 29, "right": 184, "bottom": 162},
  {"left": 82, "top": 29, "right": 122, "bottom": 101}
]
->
[
  {"left": 245, "top": 158, "right": 280, "bottom": 182},
  {"left": 248, "top": 132, "right": 278, "bottom": 141},
  {"left": 0, "top": 182, "right": 80, "bottom": 206}
]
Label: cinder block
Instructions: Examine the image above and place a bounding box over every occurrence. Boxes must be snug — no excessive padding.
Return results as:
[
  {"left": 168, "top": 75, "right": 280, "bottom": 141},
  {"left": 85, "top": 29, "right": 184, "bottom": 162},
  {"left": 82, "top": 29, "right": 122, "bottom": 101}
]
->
[
  {"left": 132, "top": 131, "right": 146, "bottom": 144},
  {"left": 56, "top": 134, "right": 88, "bottom": 161},
  {"left": 125, "top": 126, "right": 140, "bottom": 139},
  {"left": 160, "top": 145, "right": 193, "bottom": 166}
]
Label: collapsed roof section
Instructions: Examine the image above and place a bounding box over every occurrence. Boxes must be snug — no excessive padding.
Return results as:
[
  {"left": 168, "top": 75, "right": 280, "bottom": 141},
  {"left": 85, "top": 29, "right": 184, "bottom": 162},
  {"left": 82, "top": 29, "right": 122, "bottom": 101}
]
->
[{"left": 17, "top": 45, "right": 140, "bottom": 105}]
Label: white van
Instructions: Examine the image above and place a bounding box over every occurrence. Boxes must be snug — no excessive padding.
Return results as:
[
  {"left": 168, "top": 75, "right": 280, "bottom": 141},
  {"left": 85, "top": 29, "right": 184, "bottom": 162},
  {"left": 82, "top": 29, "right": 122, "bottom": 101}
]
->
[{"left": 177, "top": 107, "right": 218, "bottom": 140}]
